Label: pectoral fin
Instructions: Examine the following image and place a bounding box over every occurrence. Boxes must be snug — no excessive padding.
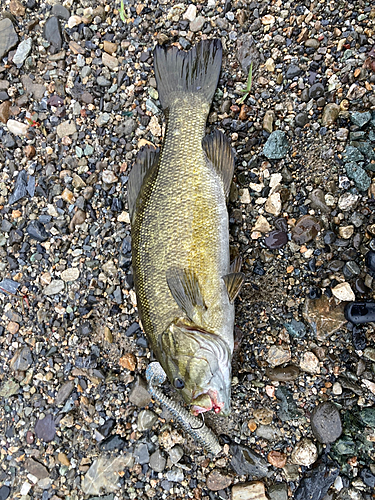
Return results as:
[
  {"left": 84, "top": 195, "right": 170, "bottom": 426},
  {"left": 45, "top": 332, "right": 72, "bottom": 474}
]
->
[
  {"left": 166, "top": 268, "right": 206, "bottom": 323},
  {"left": 202, "top": 130, "right": 235, "bottom": 199},
  {"left": 128, "top": 146, "right": 159, "bottom": 223},
  {"left": 223, "top": 272, "right": 245, "bottom": 303}
]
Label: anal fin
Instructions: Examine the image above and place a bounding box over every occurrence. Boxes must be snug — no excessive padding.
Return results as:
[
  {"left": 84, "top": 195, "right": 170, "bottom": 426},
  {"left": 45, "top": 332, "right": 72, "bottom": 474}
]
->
[
  {"left": 166, "top": 268, "right": 206, "bottom": 324},
  {"left": 202, "top": 130, "right": 235, "bottom": 199},
  {"left": 128, "top": 146, "right": 159, "bottom": 222}
]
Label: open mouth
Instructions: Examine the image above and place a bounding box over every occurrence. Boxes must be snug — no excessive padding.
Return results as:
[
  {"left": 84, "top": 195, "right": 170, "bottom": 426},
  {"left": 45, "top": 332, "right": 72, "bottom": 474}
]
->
[{"left": 191, "top": 389, "right": 225, "bottom": 415}]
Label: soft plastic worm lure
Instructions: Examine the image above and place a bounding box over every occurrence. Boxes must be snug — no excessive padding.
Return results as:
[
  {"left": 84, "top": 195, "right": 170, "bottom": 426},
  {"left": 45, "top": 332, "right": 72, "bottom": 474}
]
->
[{"left": 146, "top": 362, "right": 222, "bottom": 455}]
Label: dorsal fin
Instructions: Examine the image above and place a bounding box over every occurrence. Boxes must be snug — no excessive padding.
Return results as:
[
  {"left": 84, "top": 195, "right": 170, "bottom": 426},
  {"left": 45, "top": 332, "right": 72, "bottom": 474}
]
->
[
  {"left": 127, "top": 146, "right": 159, "bottom": 222},
  {"left": 202, "top": 130, "right": 235, "bottom": 199},
  {"left": 166, "top": 268, "right": 206, "bottom": 324}
]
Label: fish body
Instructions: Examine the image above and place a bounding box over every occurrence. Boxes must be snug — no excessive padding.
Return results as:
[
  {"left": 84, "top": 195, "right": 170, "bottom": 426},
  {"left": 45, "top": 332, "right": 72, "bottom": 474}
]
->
[{"left": 128, "top": 40, "right": 243, "bottom": 416}]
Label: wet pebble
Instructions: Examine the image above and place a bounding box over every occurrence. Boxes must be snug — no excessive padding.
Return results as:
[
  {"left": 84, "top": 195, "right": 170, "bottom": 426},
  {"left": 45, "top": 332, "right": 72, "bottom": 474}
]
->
[
  {"left": 266, "top": 365, "right": 300, "bottom": 381},
  {"left": 310, "top": 402, "right": 342, "bottom": 444},
  {"left": 291, "top": 439, "right": 318, "bottom": 466},
  {"left": 137, "top": 409, "right": 158, "bottom": 431},
  {"left": 264, "top": 230, "right": 288, "bottom": 249},
  {"left": 292, "top": 215, "right": 320, "bottom": 245}
]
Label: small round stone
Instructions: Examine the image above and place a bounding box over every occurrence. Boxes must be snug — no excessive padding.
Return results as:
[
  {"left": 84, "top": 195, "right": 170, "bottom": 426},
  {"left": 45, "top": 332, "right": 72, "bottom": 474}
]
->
[
  {"left": 291, "top": 439, "right": 318, "bottom": 466},
  {"left": 310, "top": 402, "right": 342, "bottom": 444}
]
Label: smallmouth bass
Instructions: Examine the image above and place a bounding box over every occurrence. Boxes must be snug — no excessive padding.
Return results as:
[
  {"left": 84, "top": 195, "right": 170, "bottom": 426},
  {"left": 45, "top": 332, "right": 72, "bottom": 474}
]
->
[{"left": 128, "top": 39, "right": 244, "bottom": 417}]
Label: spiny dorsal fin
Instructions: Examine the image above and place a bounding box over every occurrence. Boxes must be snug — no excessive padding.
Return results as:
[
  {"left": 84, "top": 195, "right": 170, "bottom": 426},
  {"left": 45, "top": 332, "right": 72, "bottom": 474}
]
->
[
  {"left": 166, "top": 268, "right": 206, "bottom": 323},
  {"left": 223, "top": 272, "right": 245, "bottom": 303},
  {"left": 202, "top": 130, "right": 235, "bottom": 199},
  {"left": 128, "top": 146, "right": 159, "bottom": 223}
]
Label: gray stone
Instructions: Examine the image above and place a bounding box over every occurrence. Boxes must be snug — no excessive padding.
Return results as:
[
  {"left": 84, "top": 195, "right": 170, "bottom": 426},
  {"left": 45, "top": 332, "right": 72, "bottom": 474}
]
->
[
  {"left": 51, "top": 3, "right": 70, "bottom": 20},
  {"left": 268, "top": 483, "right": 288, "bottom": 500},
  {"left": 55, "top": 380, "right": 75, "bottom": 406},
  {"left": 13, "top": 38, "right": 32, "bottom": 66},
  {"left": 43, "top": 279, "right": 65, "bottom": 296},
  {"left": 27, "top": 220, "right": 49, "bottom": 242},
  {"left": 350, "top": 111, "right": 372, "bottom": 128},
  {"left": 343, "top": 145, "right": 364, "bottom": 162},
  {"left": 134, "top": 443, "right": 149, "bottom": 464},
  {"left": 25, "top": 458, "right": 49, "bottom": 479},
  {"left": 310, "top": 402, "right": 342, "bottom": 444},
  {"left": 168, "top": 445, "right": 184, "bottom": 464},
  {"left": 166, "top": 468, "right": 184, "bottom": 482},
  {"left": 0, "top": 18, "right": 18, "bottom": 59},
  {"left": 56, "top": 120, "right": 77, "bottom": 138},
  {"left": 97, "top": 76, "right": 111, "bottom": 87},
  {"left": 115, "top": 118, "right": 137, "bottom": 137},
  {"left": 10, "top": 347, "right": 32, "bottom": 371},
  {"left": 44, "top": 17, "right": 62, "bottom": 49},
  {"left": 236, "top": 33, "right": 260, "bottom": 73},
  {"left": 149, "top": 449, "right": 166, "bottom": 472},
  {"left": 263, "top": 130, "right": 290, "bottom": 159},
  {"left": 230, "top": 444, "right": 269, "bottom": 477},
  {"left": 295, "top": 112, "right": 308, "bottom": 127},
  {"left": 286, "top": 64, "right": 302, "bottom": 79},
  {"left": 129, "top": 376, "right": 151, "bottom": 407},
  {"left": 190, "top": 16, "right": 205, "bottom": 32},
  {"left": 137, "top": 409, "right": 158, "bottom": 431},
  {"left": 309, "top": 83, "right": 325, "bottom": 99}
]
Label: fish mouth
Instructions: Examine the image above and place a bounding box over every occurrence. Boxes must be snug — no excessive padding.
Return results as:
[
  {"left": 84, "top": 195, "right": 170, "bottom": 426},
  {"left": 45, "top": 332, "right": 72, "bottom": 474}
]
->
[{"left": 191, "top": 389, "right": 225, "bottom": 415}]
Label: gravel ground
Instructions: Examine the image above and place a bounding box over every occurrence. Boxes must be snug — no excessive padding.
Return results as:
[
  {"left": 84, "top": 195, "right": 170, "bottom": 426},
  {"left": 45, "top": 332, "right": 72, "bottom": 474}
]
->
[{"left": 1, "top": 0, "right": 375, "bottom": 499}]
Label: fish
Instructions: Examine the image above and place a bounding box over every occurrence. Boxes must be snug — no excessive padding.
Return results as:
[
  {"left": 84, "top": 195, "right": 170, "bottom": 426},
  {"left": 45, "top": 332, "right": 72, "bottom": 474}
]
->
[{"left": 128, "top": 39, "right": 244, "bottom": 418}]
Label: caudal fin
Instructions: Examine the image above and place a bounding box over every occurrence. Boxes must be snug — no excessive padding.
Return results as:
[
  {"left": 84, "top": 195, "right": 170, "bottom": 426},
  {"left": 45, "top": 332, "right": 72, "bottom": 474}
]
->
[{"left": 153, "top": 39, "right": 222, "bottom": 111}]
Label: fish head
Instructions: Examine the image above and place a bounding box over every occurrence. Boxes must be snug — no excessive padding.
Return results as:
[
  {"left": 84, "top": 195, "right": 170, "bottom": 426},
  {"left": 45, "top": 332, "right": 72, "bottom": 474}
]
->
[{"left": 159, "top": 320, "right": 232, "bottom": 416}]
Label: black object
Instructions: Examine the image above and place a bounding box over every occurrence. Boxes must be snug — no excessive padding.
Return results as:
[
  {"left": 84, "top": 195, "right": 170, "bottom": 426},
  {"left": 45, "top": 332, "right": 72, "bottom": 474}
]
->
[{"left": 345, "top": 302, "right": 375, "bottom": 325}]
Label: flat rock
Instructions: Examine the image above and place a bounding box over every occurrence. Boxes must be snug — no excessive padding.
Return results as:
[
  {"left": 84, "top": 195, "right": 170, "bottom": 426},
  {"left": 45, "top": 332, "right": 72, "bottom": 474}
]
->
[
  {"left": 332, "top": 282, "right": 355, "bottom": 302},
  {"left": 61, "top": 267, "right": 80, "bottom": 281},
  {"left": 25, "top": 458, "right": 49, "bottom": 479},
  {"left": 27, "top": 220, "right": 48, "bottom": 242},
  {"left": 232, "top": 481, "right": 268, "bottom": 500},
  {"left": 303, "top": 295, "right": 346, "bottom": 341},
  {"left": 44, "top": 16, "right": 62, "bottom": 49},
  {"left": 57, "top": 120, "right": 77, "bottom": 137},
  {"left": 81, "top": 455, "right": 134, "bottom": 495},
  {"left": 7, "top": 119, "right": 28, "bottom": 136},
  {"left": 0, "top": 18, "right": 18, "bottom": 59},
  {"left": 230, "top": 444, "right": 269, "bottom": 477},
  {"left": 13, "top": 38, "right": 32, "bottom": 66},
  {"left": 10, "top": 346, "right": 32, "bottom": 371},
  {"left": 294, "top": 462, "right": 339, "bottom": 500},
  {"left": 206, "top": 469, "right": 232, "bottom": 491}
]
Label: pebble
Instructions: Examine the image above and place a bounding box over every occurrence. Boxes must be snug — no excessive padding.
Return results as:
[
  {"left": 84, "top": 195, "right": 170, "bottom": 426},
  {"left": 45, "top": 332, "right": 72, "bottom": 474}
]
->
[
  {"left": 13, "top": 38, "right": 32, "bottom": 66},
  {"left": 6, "top": 119, "right": 28, "bottom": 136},
  {"left": 149, "top": 449, "right": 166, "bottom": 472},
  {"left": 338, "top": 192, "right": 358, "bottom": 211},
  {"left": 265, "top": 192, "right": 282, "bottom": 216},
  {"left": 129, "top": 376, "right": 151, "bottom": 407},
  {"left": 167, "top": 445, "right": 183, "bottom": 464},
  {"left": 294, "top": 462, "right": 339, "bottom": 500},
  {"left": 190, "top": 16, "right": 205, "bottom": 32},
  {"left": 0, "top": 18, "right": 18, "bottom": 59},
  {"left": 300, "top": 351, "right": 320, "bottom": 374},
  {"left": 253, "top": 215, "right": 271, "bottom": 233},
  {"left": 230, "top": 444, "right": 269, "bottom": 477},
  {"left": 57, "top": 120, "right": 77, "bottom": 138},
  {"left": 263, "top": 130, "right": 290, "bottom": 159},
  {"left": 332, "top": 282, "right": 355, "bottom": 302},
  {"left": 119, "top": 352, "right": 137, "bottom": 371},
  {"left": 267, "top": 344, "right": 291, "bottom": 367},
  {"left": 102, "top": 170, "right": 118, "bottom": 184},
  {"left": 0, "top": 101, "right": 11, "bottom": 124},
  {"left": 102, "top": 52, "right": 118, "bottom": 70},
  {"left": 34, "top": 414, "right": 56, "bottom": 442},
  {"left": 268, "top": 483, "right": 288, "bottom": 500},
  {"left": 310, "top": 402, "right": 342, "bottom": 444},
  {"left": 43, "top": 279, "right": 64, "bottom": 296},
  {"left": 266, "top": 365, "right": 300, "bottom": 381},
  {"left": 43, "top": 16, "right": 63, "bottom": 49},
  {"left": 292, "top": 215, "right": 320, "bottom": 245},
  {"left": 350, "top": 111, "right": 372, "bottom": 128},
  {"left": 27, "top": 220, "right": 48, "bottom": 241},
  {"left": 61, "top": 268, "right": 80, "bottom": 281},
  {"left": 291, "top": 439, "right": 318, "bottom": 466},
  {"left": 232, "top": 481, "right": 268, "bottom": 500},
  {"left": 267, "top": 451, "right": 287, "bottom": 468},
  {"left": 10, "top": 346, "right": 32, "bottom": 371},
  {"left": 206, "top": 469, "right": 233, "bottom": 491},
  {"left": 103, "top": 40, "right": 117, "bottom": 54},
  {"left": 183, "top": 4, "right": 196, "bottom": 22},
  {"left": 253, "top": 407, "right": 274, "bottom": 425},
  {"left": 345, "top": 162, "right": 371, "bottom": 191},
  {"left": 25, "top": 457, "right": 49, "bottom": 479},
  {"left": 264, "top": 230, "right": 288, "bottom": 249}
]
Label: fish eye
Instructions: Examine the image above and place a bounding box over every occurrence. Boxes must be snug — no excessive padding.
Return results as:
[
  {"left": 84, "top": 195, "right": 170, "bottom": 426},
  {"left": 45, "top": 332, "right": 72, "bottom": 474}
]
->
[{"left": 174, "top": 378, "right": 185, "bottom": 389}]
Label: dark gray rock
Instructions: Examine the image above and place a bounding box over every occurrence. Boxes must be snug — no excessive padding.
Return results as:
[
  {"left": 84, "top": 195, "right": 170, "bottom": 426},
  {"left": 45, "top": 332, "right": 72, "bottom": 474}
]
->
[
  {"left": 230, "top": 444, "right": 269, "bottom": 477},
  {"left": 0, "top": 486, "right": 10, "bottom": 500},
  {"left": 295, "top": 112, "right": 308, "bottom": 127},
  {"left": 10, "top": 347, "right": 32, "bottom": 371},
  {"left": 0, "top": 18, "right": 18, "bottom": 59},
  {"left": 129, "top": 376, "right": 151, "bottom": 407},
  {"left": 99, "top": 434, "right": 126, "bottom": 451},
  {"left": 286, "top": 64, "right": 302, "bottom": 79},
  {"left": 51, "top": 3, "right": 70, "bottom": 20},
  {"left": 134, "top": 443, "right": 150, "bottom": 464},
  {"left": 294, "top": 462, "right": 339, "bottom": 500},
  {"left": 310, "top": 402, "right": 342, "bottom": 444},
  {"left": 309, "top": 83, "right": 325, "bottom": 99},
  {"left": 27, "top": 221, "right": 49, "bottom": 242},
  {"left": 8, "top": 171, "right": 35, "bottom": 205},
  {"left": 2, "top": 133, "right": 16, "bottom": 148},
  {"left": 34, "top": 414, "right": 56, "bottom": 442},
  {"left": 276, "top": 386, "right": 302, "bottom": 420},
  {"left": 43, "top": 17, "right": 63, "bottom": 49}
]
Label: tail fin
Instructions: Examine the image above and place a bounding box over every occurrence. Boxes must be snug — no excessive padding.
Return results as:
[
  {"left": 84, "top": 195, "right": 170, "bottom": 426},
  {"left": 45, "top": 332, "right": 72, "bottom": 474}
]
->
[{"left": 153, "top": 39, "right": 222, "bottom": 111}]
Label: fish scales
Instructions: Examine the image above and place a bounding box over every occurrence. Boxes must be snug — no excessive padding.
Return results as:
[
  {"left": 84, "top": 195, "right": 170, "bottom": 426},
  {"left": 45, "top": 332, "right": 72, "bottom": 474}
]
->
[{"left": 128, "top": 40, "right": 243, "bottom": 420}]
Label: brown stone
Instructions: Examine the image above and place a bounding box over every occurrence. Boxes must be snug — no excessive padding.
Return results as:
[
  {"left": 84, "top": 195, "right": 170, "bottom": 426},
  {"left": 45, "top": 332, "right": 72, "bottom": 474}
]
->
[
  {"left": 0, "top": 101, "right": 11, "bottom": 123},
  {"left": 25, "top": 457, "right": 49, "bottom": 479},
  {"left": 24, "top": 144, "right": 36, "bottom": 158},
  {"left": 206, "top": 469, "right": 233, "bottom": 491},
  {"left": 267, "top": 450, "right": 287, "bottom": 468},
  {"left": 291, "top": 215, "right": 321, "bottom": 245},
  {"left": 7, "top": 321, "right": 19, "bottom": 334},
  {"left": 58, "top": 452, "right": 71, "bottom": 466},
  {"left": 103, "top": 40, "right": 117, "bottom": 54},
  {"left": 69, "top": 209, "right": 86, "bottom": 231},
  {"left": 10, "top": 0, "right": 26, "bottom": 16},
  {"left": 119, "top": 353, "right": 137, "bottom": 371},
  {"left": 303, "top": 295, "right": 346, "bottom": 341}
]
